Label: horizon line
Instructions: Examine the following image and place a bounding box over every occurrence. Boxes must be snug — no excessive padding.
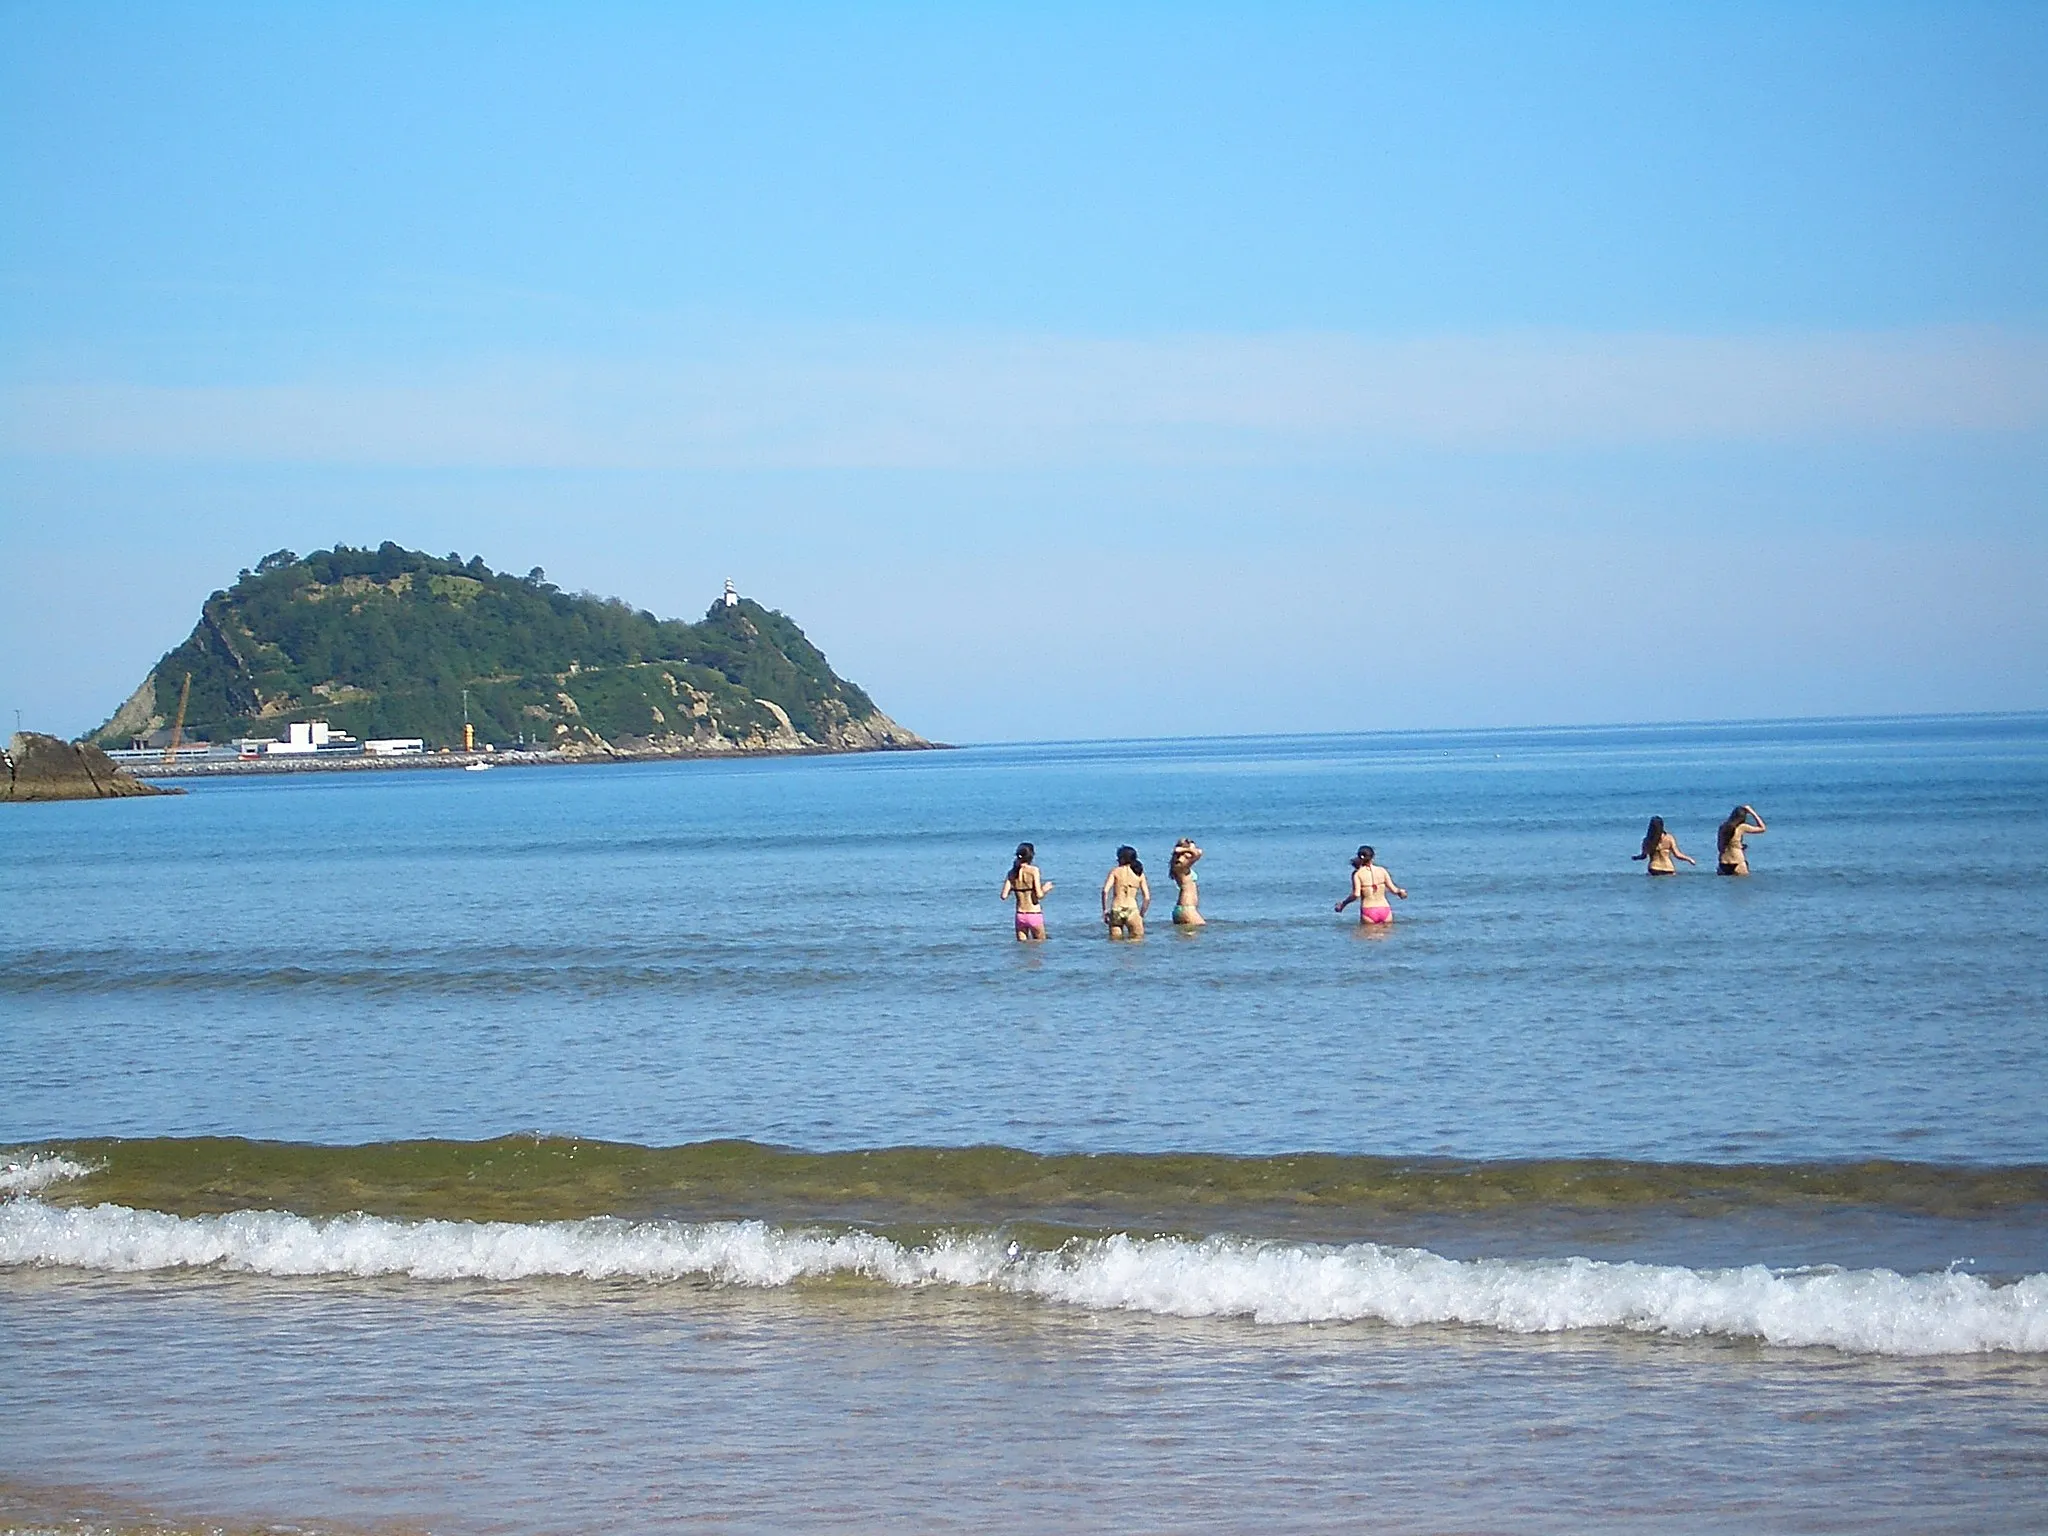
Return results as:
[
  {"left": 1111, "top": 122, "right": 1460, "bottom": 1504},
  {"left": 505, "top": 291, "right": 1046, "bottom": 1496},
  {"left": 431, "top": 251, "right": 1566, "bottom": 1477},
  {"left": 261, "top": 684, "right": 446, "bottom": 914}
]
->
[{"left": 942, "top": 708, "right": 2048, "bottom": 753}]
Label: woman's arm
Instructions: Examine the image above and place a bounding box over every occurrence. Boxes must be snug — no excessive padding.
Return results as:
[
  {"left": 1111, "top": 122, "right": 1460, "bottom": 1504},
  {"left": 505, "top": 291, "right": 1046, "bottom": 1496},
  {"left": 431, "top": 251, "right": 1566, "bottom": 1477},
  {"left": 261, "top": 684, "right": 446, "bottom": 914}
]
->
[
  {"left": 1000, "top": 876, "right": 1016, "bottom": 899},
  {"left": 1138, "top": 874, "right": 1151, "bottom": 914},
  {"left": 1746, "top": 810, "right": 1767, "bottom": 832},
  {"left": 1101, "top": 872, "right": 1116, "bottom": 912}
]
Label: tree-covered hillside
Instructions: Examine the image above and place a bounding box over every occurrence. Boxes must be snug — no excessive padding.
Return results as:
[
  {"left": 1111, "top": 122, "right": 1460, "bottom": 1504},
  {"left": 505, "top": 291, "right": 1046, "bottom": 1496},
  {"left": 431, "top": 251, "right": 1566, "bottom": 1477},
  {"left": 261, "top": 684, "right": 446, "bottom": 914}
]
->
[{"left": 93, "top": 544, "right": 926, "bottom": 754}]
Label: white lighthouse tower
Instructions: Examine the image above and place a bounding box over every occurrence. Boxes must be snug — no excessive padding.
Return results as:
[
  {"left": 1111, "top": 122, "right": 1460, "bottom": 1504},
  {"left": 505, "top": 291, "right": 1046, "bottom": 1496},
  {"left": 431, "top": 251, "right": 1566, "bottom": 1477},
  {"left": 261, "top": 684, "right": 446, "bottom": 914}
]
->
[{"left": 722, "top": 578, "right": 739, "bottom": 608}]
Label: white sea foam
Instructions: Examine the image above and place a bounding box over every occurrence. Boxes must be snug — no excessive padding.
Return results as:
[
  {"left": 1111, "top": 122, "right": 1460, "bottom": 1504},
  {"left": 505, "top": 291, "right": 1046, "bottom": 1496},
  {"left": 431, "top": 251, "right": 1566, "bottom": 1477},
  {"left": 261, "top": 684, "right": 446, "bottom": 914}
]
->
[
  {"left": 2, "top": 1200, "right": 2042, "bottom": 1358},
  {"left": 0, "top": 1152, "right": 96, "bottom": 1195}
]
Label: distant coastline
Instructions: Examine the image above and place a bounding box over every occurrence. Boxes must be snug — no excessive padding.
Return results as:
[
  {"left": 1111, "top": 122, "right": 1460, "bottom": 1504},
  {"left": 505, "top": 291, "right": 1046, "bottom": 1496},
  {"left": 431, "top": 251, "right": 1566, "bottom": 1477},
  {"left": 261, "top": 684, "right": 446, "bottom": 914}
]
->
[
  {"left": 129, "top": 737, "right": 950, "bottom": 780},
  {"left": 117, "top": 709, "right": 2044, "bottom": 778},
  {"left": 96, "top": 545, "right": 935, "bottom": 761}
]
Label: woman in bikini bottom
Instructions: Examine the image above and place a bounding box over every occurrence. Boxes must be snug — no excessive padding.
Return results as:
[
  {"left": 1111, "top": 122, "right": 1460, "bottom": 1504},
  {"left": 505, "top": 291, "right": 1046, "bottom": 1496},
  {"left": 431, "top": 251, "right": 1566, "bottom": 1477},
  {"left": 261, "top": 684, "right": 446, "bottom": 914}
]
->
[
  {"left": 1632, "top": 815, "right": 1696, "bottom": 876},
  {"left": 1717, "top": 805, "right": 1766, "bottom": 875},
  {"left": 1336, "top": 845, "right": 1407, "bottom": 926},
  {"left": 1169, "top": 837, "right": 1205, "bottom": 926},
  {"left": 1001, "top": 842, "right": 1053, "bottom": 941},
  {"left": 1101, "top": 845, "right": 1150, "bottom": 940}
]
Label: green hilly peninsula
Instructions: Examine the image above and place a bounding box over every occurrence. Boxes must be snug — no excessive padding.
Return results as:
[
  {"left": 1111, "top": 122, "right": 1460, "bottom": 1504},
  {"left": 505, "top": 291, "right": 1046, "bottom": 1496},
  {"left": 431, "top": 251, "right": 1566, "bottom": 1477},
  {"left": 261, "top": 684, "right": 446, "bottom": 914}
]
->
[{"left": 92, "top": 544, "right": 930, "bottom": 756}]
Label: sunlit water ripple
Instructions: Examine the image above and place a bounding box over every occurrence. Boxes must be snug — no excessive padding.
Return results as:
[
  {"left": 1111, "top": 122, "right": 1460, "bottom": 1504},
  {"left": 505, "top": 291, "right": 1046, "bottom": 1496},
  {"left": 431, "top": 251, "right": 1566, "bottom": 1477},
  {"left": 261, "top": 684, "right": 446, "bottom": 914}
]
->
[{"left": 4, "top": 717, "right": 2046, "bottom": 1532}]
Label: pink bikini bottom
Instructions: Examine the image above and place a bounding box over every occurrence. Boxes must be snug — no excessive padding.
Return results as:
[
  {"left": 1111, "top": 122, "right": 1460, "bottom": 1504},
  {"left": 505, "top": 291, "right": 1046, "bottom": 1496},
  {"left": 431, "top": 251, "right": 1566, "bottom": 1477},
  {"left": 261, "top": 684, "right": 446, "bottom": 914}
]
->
[
  {"left": 1358, "top": 906, "right": 1394, "bottom": 925},
  {"left": 1015, "top": 911, "right": 1045, "bottom": 931}
]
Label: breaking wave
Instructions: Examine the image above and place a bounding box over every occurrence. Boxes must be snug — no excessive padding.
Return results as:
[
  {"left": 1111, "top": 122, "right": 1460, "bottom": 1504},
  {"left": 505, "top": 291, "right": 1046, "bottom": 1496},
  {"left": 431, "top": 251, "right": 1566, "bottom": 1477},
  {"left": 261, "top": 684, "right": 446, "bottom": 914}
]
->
[
  {"left": 0, "top": 1153, "right": 96, "bottom": 1196},
  {"left": 3, "top": 1199, "right": 2042, "bottom": 1358}
]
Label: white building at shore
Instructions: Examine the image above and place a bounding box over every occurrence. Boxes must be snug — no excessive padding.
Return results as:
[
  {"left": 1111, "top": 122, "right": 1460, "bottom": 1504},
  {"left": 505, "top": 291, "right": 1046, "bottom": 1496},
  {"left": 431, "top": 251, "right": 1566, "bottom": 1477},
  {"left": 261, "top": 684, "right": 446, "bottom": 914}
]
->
[{"left": 267, "top": 721, "right": 352, "bottom": 754}]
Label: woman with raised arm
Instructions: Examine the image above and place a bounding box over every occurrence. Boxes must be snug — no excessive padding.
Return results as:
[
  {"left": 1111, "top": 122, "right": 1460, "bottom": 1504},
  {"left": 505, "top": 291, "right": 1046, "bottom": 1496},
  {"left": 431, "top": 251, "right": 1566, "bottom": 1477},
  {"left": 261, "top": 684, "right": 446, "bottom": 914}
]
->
[
  {"left": 1101, "top": 845, "right": 1151, "bottom": 940},
  {"left": 1000, "top": 842, "right": 1053, "bottom": 941},
  {"left": 1169, "top": 838, "right": 1206, "bottom": 926},
  {"left": 1335, "top": 845, "right": 1407, "bottom": 926},
  {"left": 1632, "top": 816, "right": 1696, "bottom": 876},
  {"left": 1717, "top": 805, "right": 1767, "bottom": 876}
]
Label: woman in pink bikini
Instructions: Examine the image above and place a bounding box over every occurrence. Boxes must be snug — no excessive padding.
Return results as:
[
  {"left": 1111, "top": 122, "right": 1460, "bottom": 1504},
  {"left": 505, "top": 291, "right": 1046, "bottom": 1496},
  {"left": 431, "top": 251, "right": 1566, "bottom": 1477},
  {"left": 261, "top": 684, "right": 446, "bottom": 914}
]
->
[
  {"left": 1000, "top": 842, "right": 1053, "bottom": 941},
  {"left": 1335, "top": 845, "right": 1406, "bottom": 926}
]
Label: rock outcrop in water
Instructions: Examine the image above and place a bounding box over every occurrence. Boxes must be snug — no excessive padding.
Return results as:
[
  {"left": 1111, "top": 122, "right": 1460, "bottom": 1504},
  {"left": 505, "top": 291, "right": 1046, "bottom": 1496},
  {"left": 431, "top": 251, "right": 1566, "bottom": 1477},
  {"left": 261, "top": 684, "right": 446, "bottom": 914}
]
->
[
  {"left": 2, "top": 732, "right": 173, "bottom": 802},
  {"left": 89, "top": 543, "right": 934, "bottom": 758}
]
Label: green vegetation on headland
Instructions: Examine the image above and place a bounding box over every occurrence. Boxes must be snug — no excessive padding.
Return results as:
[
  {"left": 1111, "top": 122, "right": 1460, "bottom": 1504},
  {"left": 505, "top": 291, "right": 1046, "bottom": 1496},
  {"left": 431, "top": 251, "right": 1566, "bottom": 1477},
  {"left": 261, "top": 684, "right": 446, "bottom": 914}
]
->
[
  {"left": 33, "top": 1136, "right": 2048, "bottom": 1231},
  {"left": 91, "top": 543, "right": 929, "bottom": 755}
]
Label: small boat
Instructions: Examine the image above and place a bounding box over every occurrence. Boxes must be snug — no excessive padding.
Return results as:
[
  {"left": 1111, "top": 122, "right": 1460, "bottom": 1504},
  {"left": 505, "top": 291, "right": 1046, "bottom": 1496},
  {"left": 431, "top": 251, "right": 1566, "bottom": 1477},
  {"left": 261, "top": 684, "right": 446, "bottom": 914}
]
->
[{"left": 464, "top": 760, "right": 494, "bottom": 772}]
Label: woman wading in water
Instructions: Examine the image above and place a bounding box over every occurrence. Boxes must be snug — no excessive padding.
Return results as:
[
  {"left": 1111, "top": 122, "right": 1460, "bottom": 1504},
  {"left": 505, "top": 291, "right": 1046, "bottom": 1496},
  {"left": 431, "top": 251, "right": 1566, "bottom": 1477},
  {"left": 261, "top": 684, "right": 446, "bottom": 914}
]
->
[
  {"left": 1169, "top": 838, "right": 1205, "bottom": 926},
  {"left": 1000, "top": 843, "right": 1053, "bottom": 940},
  {"left": 1632, "top": 816, "right": 1696, "bottom": 875},
  {"left": 1717, "top": 805, "right": 1767, "bottom": 876},
  {"left": 1335, "top": 845, "right": 1406, "bottom": 926},
  {"left": 1101, "top": 846, "right": 1151, "bottom": 940}
]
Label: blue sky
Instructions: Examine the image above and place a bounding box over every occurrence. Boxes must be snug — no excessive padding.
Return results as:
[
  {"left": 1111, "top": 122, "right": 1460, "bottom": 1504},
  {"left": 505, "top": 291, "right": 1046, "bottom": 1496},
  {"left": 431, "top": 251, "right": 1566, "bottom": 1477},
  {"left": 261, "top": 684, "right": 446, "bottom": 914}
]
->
[{"left": 3, "top": 2, "right": 2044, "bottom": 741}]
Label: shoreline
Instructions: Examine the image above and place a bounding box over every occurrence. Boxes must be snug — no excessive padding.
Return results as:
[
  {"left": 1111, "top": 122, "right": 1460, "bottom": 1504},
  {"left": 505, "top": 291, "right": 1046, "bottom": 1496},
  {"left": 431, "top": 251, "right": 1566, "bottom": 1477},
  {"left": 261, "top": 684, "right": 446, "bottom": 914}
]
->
[
  {"left": 130, "top": 739, "right": 950, "bottom": 780},
  {"left": 0, "top": 1474, "right": 410, "bottom": 1536},
  {"left": 107, "top": 709, "right": 2045, "bottom": 780}
]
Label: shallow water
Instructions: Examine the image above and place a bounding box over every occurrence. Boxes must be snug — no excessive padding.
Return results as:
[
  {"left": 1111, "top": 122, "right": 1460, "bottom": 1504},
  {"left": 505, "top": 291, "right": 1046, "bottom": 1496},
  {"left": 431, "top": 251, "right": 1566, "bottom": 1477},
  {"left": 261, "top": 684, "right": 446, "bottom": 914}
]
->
[
  {"left": 4, "top": 716, "right": 2046, "bottom": 1531},
  {"left": 6, "top": 716, "right": 2046, "bottom": 1161},
  {"left": 6, "top": 1266, "right": 2047, "bottom": 1535}
]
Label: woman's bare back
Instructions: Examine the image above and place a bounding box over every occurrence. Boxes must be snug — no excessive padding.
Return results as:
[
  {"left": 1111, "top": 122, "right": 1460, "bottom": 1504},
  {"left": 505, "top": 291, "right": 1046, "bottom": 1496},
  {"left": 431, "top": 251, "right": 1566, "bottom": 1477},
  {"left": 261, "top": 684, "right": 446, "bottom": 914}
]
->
[{"left": 1004, "top": 863, "right": 1048, "bottom": 913}]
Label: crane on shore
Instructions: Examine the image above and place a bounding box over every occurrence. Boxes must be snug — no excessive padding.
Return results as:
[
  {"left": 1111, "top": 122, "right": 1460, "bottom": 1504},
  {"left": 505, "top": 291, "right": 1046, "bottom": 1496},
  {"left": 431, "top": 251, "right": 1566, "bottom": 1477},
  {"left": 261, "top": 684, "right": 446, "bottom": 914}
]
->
[{"left": 162, "top": 673, "right": 192, "bottom": 764}]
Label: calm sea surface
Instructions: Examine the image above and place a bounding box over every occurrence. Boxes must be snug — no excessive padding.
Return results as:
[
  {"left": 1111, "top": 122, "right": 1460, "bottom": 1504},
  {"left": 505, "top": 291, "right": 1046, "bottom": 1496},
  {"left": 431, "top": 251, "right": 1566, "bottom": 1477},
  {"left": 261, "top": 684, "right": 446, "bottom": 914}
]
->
[{"left": 4, "top": 716, "right": 2046, "bottom": 1532}]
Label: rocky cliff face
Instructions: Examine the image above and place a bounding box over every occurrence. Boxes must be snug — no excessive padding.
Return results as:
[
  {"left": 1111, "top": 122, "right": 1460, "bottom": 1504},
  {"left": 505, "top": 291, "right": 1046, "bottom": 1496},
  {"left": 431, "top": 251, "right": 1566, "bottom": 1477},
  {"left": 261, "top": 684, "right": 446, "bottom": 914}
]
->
[
  {"left": 820, "top": 706, "right": 927, "bottom": 751},
  {"left": 585, "top": 683, "right": 931, "bottom": 758},
  {"left": 2, "top": 733, "right": 174, "bottom": 802},
  {"left": 99, "top": 674, "right": 162, "bottom": 744},
  {"left": 88, "top": 544, "right": 937, "bottom": 758}
]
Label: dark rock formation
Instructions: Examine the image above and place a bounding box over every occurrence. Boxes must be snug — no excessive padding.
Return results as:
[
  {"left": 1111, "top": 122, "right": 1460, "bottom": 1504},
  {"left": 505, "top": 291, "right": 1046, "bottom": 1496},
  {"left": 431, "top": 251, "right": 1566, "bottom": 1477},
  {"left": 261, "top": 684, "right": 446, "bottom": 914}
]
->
[{"left": 2, "top": 733, "right": 176, "bottom": 802}]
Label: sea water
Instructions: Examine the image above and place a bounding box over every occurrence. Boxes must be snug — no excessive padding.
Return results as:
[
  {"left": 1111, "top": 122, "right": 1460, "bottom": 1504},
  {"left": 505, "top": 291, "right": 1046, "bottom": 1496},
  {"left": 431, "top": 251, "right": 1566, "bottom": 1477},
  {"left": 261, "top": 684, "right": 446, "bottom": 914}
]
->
[{"left": 3, "top": 716, "right": 2046, "bottom": 1532}]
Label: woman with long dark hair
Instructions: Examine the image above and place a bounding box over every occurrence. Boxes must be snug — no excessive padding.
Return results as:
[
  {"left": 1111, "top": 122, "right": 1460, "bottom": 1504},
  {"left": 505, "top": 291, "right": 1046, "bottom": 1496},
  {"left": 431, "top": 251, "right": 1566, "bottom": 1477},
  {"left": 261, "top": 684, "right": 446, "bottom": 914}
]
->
[
  {"left": 1717, "top": 805, "right": 1767, "bottom": 876},
  {"left": 1632, "top": 816, "right": 1695, "bottom": 875},
  {"left": 1000, "top": 842, "right": 1053, "bottom": 940},
  {"left": 1101, "top": 845, "right": 1151, "bottom": 940}
]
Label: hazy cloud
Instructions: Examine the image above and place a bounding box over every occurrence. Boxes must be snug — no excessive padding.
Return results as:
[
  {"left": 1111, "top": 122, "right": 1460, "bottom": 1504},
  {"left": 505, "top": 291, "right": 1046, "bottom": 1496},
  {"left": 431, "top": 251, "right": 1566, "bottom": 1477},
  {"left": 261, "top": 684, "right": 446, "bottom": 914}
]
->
[{"left": 5, "top": 326, "right": 2044, "bottom": 469}]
